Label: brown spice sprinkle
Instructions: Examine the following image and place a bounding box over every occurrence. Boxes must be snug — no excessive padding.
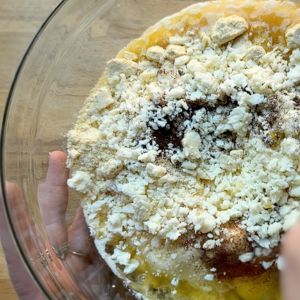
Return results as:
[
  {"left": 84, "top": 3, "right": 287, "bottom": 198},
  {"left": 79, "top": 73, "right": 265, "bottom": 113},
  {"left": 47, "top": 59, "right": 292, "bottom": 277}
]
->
[
  {"left": 149, "top": 104, "right": 194, "bottom": 153},
  {"left": 151, "top": 111, "right": 188, "bottom": 151},
  {"left": 293, "top": 95, "right": 300, "bottom": 108},
  {"left": 149, "top": 92, "right": 285, "bottom": 160},
  {"left": 183, "top": 222, "right": 277, "bottom": 279},
  {"left": 149, "top": 98, "right": 238, "bottom": 155}
]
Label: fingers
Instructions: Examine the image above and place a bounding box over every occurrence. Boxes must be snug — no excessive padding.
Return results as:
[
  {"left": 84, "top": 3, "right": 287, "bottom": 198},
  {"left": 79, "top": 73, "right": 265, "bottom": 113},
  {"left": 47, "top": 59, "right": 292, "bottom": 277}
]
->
[
  {"left": 0, "top": 182, "right": 43, "bottom": 299},
  {"left": 66, "top": 207, "right": 97, "bottom": 275},
  {"left": 46, "top": 151, "right": 69, "bottom": 186},
  {"left": 38, "top": 151, "right": 69, "bottom": 254},
  {"left": 68, "top": 207, "right": 91, "bottom": 254},
  {"left": 37, "top": 151, "right": 115, "bottom": 297},
  {"left": 67, "top": 208, "right": 114, "bottom": 298},
  {"left": 1, "top": 182, "right": 23, "bottom": 251},
  {"left": 281, "top": 222, "right": 300, "bottom": 300},
  {"left": 0, "top": 182, "right": 24, "bottom": 237}
]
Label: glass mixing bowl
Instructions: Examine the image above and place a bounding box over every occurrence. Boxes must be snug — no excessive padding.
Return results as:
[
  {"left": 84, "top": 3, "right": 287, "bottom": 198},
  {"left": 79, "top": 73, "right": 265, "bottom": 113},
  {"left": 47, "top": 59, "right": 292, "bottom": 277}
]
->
[{"left": 0, "top": 0, "right": 198, "bottom": 299}]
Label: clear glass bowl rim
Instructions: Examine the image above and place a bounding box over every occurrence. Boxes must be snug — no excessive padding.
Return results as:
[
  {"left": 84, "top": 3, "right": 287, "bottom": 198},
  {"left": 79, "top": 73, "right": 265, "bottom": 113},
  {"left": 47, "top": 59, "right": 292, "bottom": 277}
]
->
[{"left": 0, "top": 1, "right": 66, "bottom": 298}]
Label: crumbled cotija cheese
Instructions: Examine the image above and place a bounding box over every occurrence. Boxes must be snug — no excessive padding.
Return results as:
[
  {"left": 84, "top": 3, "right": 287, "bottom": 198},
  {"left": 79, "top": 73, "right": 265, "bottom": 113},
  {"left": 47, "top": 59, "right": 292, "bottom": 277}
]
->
[
  {"left": 204, "top": 274, "right": 215, "bottom": 281},
  {"left": 67, "top": 11, "right": 300, "bottom": 281}
]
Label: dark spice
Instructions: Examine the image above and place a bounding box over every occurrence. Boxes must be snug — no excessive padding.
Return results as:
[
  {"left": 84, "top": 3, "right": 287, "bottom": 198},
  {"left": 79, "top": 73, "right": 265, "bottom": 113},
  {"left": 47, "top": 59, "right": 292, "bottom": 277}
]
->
[
  {"left": 182, "top": 222, "right": 277, "bottom": 279},
  {"left": 250, "top": 95, "right": 283, "bottom": 147},
  {"left": 293, "top": 95, "right": 300, "bottom": 108},
  {"left": 151, "top": 108, "right": 193, "bottom": 152}
]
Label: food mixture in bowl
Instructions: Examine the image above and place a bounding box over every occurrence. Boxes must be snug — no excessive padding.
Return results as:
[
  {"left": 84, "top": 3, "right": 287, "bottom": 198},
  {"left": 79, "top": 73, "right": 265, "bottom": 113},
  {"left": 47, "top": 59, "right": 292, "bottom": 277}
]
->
[{"left": 67, "top": 1, "right": 300, "bottom": 299}]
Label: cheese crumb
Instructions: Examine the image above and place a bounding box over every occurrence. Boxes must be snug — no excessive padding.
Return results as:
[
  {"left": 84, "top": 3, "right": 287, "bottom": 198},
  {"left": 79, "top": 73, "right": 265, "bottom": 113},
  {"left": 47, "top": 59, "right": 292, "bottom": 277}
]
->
[
  {"left": 286, "top": 23, "right": 300, "bottom": 48},
  {"left": 289, "top": 186, "right": 300, "bottom": 198},
  {"left": 171, "top": 277, "right": 179, "bottom": 286},
  {"left": 175, "top": 55, "right": 190, "bottom": 66},
  {"left": 94, "top": 87, "right": 115, "bottom": 111},
  {"left": 166, "top": 86, "right": 186, "bottom": 100},
  {"left": 244, "top": 46, "right": 266, "bottom": 61},
  {"left": 166, "top": 45, "right": 186, "bottom": 59},
  {"left": 182, "top": 131, "right": 201, "bottom": 158},
  {"left": 204, "top": 274, "right": 214, "bottom": 281},
  {"left": 138, "top": 150, "right": 157, "bottom": 163},
  {"left": 227, "top": 107, "right": 252, "bottom": 136},
  {"left": 146, "top": 163, "right": 167, "bottom": 178},
  {"left": 261, "top": 261, "right": 273, "bottom": 270},
  {"left": 67, "top": 171, "right": 90, "bottom": 192},
  {"left": 239, "top": 252, "right": 254, "bottom": 263},
  {"left": 212, "top": 15, "right": 249, "bottom": 45},
  {"left": 111, "top": 249, "right": 140, "bottom": 274},
  {"left": 107, "top": 58, "right": 138, "bottom": 77},
  {"left": 96, "top": 159, "right": 123, "bottom": 179},
  {"left": 276, "top": 256, "right": 285, "bottom": 271},
  {"left": 146, "top": 46, "right": 165, "bottom": 63}
]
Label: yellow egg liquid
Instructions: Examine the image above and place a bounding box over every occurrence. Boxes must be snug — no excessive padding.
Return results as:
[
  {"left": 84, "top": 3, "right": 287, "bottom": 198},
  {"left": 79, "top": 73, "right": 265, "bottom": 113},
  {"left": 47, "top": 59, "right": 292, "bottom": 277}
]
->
[{"left": 127, "top": 260, "right": 280, "bottom": 300}]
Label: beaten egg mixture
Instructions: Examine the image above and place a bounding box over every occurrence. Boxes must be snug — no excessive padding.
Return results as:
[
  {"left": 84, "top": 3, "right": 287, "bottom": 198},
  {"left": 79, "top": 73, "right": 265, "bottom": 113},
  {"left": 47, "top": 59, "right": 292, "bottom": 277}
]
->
[{"left": 67, "top": 1, "right": 300, "bottom": 299}]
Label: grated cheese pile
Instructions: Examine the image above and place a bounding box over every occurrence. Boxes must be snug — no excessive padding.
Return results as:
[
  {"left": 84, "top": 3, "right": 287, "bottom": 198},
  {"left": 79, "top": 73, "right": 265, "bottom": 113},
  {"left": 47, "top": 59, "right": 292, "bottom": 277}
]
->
[{"left": 67, "top": 2, "right": 300, "bottom": 298}]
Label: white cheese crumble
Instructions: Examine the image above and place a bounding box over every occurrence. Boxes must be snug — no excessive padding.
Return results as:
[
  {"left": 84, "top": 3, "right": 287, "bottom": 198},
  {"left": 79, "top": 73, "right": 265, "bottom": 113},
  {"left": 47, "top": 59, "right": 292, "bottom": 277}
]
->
[
  {"left": 286, "top": 24, "right": 300, "bottom": 49},
  {"left": 67, "top": 171, "right": 90, "bottom": 192},
  {"left": 94, "top": 87, "right": 115, "bottom": 111},
  {"left": 182, "top": 131, "right": 201, "bottom": 158},
  {"left": 67, "top": 7, "right": 300, "bottom": 285},
  {"left": 146, "top": 163, "right": 167, "bottom": 178},
  {"left": 276, "top": 256, "right": 285, "bottom": 271},
  {"left": 146, "top": 46, "right": 165, "bottom": 63},
  {"left": 261, "top": 261, "right": 274, "bottom": 270},
  {"left": 212, "top": 15, "right": 249, "bottom": 45},
  {"left": 239, "top": 252, "right": 254, "bottom": 263},
  {"left": 111, "top": 249, "right": 140, "bottom": 274},
  {"left": 203, "top": 274, "right": 215, "bottom": 281},
  {"left": 171, "top": 277, "right": 179, "bottom": 286}
]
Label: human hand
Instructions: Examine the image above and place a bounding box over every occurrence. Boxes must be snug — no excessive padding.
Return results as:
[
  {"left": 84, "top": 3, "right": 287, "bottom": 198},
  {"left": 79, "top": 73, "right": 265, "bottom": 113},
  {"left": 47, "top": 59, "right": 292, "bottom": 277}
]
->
[
  {"left": 0, "top": 182, "right": 43, "bottom": 300},
  {"left": 0, "top": 151, "right": 128, "bottom": 300},
  {"left": 281, "top": 223, "right": 300, "bottom": 300},
  {"left": 38, "top": 151, "right": 125, "bottom": 299},
  {"left": 38, "top": 151, "right": 102, "bottom": 282}
]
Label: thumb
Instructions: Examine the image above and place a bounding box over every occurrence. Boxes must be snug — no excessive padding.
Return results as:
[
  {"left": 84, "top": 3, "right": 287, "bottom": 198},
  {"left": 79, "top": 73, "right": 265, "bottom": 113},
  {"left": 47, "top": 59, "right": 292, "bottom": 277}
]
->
[{"left": 281, "top": 222, "right": 300, "bottom": 300}]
